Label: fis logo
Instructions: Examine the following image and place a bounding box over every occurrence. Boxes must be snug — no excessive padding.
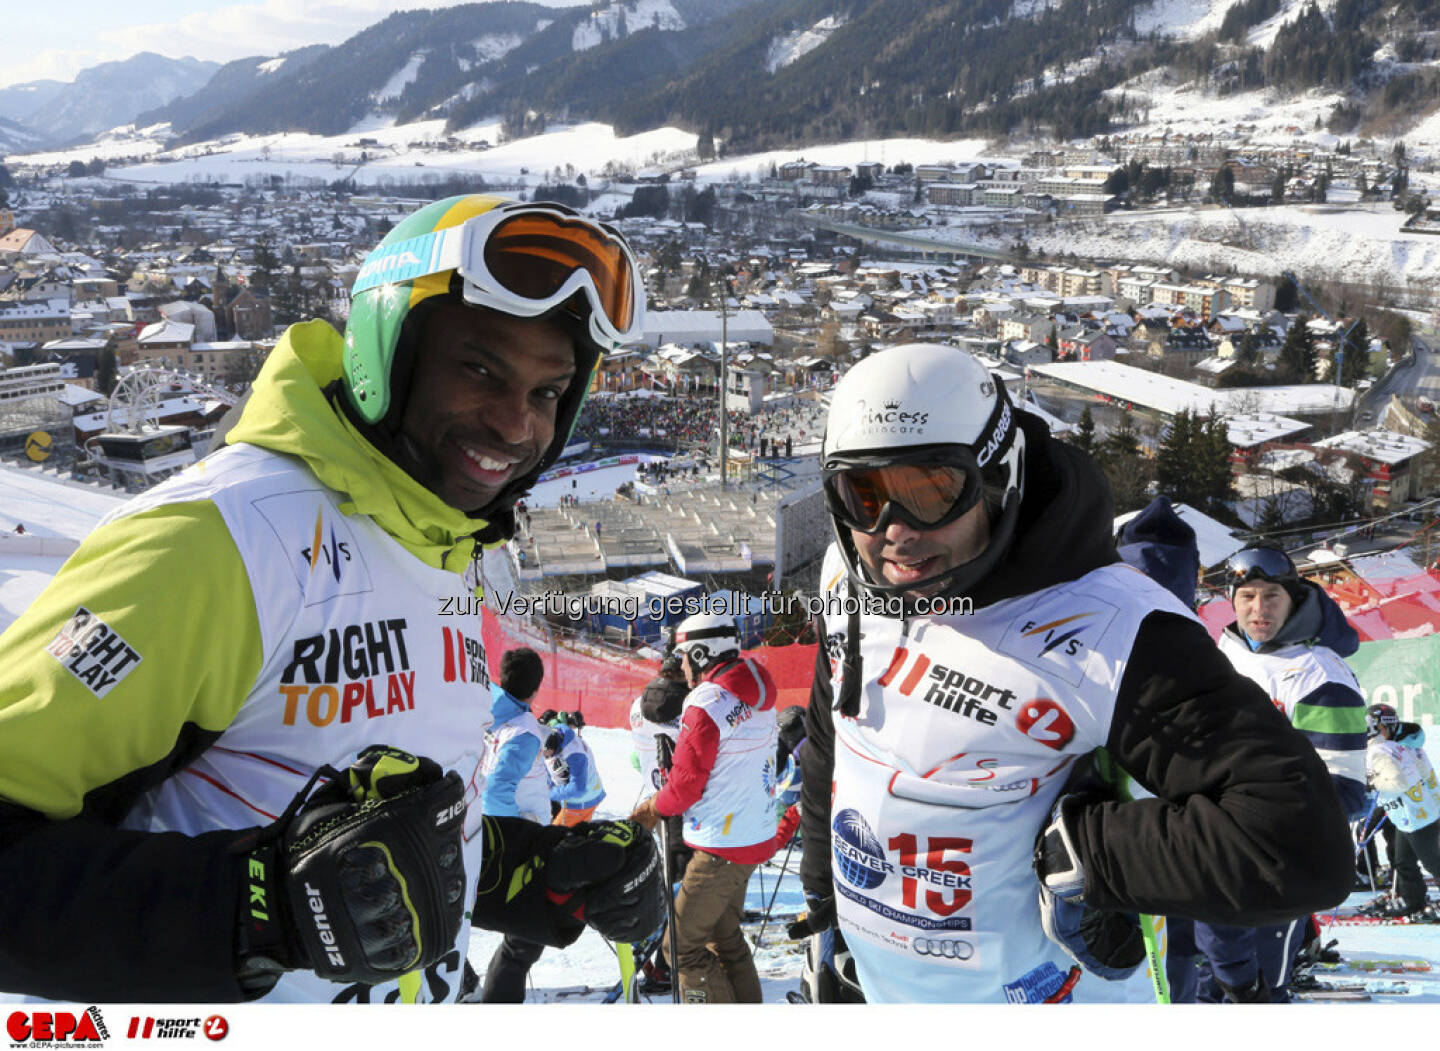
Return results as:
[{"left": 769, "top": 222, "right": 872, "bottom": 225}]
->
[
  {"left": 46, "top": 607, "right": 142, "bottom": 699},
  {"left": 6, "top": 1009, "right": 107, "bottom": 1044},
  {"left": 301, "top": 509, "right": 351, "bottom": 583},
  {"left": 254, "top": 493, "right": 372, "bottom": 606},
  {"left": 1001, "top": 603, "right": 1117, "bottom": 687},
  {"left": 1020, "top": 612, "right": 1097, "bottom": 658}
]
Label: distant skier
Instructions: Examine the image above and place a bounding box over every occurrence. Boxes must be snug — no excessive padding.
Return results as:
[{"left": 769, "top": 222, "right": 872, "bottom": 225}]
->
[
  {"left": 630, "top": 611, "right": 779, "bottom": 1003},
  {"left": 541, "top": 710, "right": 606, "bottom": 826},
  {"left": 1360, "top": 703, "right": 1440, "bottom": 921}
]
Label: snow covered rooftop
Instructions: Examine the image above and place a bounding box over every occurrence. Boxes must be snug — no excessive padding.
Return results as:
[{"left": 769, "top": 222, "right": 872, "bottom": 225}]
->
[
  {"left": 1114, "top": 500, "right": 1245, "bottom": 569},
  {"left": 1031, "top": 360, "right": 1354, "bottom": 418},
  {"left": 1313, "top": 429, "right": 1433, "bottom": 465},
  {"left": 1224, "top": 412, "right": 1310, "bottom": 449}
]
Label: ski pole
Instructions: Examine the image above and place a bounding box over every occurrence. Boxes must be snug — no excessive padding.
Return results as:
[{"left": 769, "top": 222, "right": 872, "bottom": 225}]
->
[
  {"left": 1138, "top": 913, "right": 1170, "bottom": 1004},
  {"left": 658, "top": 818, "right": 681, "bottom": 1004},
  {"left": 1328, "top": 814, "right": 1388, "bottom": 924},
  {"left": 754, "top": 836, "right": 797, "bottom": 948}
]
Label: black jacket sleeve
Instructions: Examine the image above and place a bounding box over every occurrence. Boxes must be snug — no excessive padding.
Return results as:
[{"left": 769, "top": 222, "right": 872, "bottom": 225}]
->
[
  {"left": 0, "top": 800, "right": 250, "bottom": 1002},
  {"left": 799, "top": 627, "right": 836, "bottom": 905},
  {"left": 1071, "top": 612, "right": 1354, "bottom": 925}
]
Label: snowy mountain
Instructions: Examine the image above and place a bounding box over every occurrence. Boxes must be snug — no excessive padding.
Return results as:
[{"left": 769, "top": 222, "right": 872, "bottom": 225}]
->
[
  {"left": 0, "top": 79, "right": 67, "bottom": 129},
  {"left": 0, "top": 115, "right": 46, "bottom": 155},
  {"left": 15, "top": 0, "right": 1440, "bottom": 158},
  {"left": 0, "top": 53, "right": 219, "bottom": 148}
]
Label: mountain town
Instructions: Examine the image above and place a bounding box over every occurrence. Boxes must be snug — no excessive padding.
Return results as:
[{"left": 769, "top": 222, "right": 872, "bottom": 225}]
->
[{"left": 4, "top": 0, "right": 1440, "bottom": 1016}]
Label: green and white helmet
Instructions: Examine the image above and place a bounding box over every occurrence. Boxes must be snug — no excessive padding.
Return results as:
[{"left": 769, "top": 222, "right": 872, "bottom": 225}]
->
[{"left": 342, "top": 193, "right": 645, "bottom": 508}]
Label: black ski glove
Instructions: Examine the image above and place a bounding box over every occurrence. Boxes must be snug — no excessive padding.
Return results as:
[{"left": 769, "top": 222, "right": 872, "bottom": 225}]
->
[
  {"left": 472, "top": 817, "right": 666, "bottom": 947},
  {"left": 1033, "top": 793, "right": 1144, "bottom": 981},
  {"left": 546, "top": 820, "right": 666, "bottom": 944},
  {"left": 787, "top": 894, "right": 836, "bottom": 940},
  {"left": 235, "top": 745, "right": 467, "bottom": 996}
]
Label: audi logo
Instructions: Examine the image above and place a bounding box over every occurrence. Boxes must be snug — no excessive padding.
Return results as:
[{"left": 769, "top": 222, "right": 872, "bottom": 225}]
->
[{"left": 912, "top": 937, "right": 975, "bottom": 959}]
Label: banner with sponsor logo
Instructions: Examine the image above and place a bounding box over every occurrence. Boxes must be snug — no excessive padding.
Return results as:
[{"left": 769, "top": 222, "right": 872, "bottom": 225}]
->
[{"left": 1348, "top": 637, "right": 1440, "bottom": 724}]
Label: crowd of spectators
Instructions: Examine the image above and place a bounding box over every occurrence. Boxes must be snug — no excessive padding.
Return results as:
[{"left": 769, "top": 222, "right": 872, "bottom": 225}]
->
[{"left": 575, "top": 393, "right": 828, "bottom": 457}]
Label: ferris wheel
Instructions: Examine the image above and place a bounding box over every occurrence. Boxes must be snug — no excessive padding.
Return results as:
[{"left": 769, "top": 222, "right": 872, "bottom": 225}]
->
[{"left": 105, "top": 363, "right": 239, "bottom": 435}]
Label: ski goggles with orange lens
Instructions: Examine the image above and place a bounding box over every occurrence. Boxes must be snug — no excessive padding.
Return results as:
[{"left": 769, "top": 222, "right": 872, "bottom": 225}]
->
[
  {"left": 824, "top": 454, "right": 984, "bottom": 534},
  {"left": 352, "top": 203, "right": 644, "bottom": 349}
]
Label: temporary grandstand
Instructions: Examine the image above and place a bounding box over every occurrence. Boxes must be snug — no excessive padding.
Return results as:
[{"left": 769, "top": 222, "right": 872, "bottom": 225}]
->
[
  {"left": 511, "top": 484, "right": 782, "bottom": 580},
  {"left": 0, "top": 364, "right": 73, "bottom": 460}
]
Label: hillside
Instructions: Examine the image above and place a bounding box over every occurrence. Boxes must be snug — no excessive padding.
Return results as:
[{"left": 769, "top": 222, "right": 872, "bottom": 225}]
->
[
  {"left": 0, "top": 53, "right": 218, "bottom": 147},
  {"left": 11, "top": 1, "right": 1440, "bottom": 160}
]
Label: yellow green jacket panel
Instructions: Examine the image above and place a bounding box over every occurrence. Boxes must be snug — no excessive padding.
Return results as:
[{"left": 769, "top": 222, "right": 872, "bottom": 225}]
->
[{"left": 0, "top": 320, "right": 495, "bottom": 1003}]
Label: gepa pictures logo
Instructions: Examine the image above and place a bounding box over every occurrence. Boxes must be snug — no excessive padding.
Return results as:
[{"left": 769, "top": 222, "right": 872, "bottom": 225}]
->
[{"left": 6, "top": 1008, "right": 107, "bottom": 1046}]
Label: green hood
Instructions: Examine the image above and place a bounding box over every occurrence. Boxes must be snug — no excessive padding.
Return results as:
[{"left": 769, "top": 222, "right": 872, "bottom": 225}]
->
[{"left": 225, "top": 319, "right": 483, "bottom": 572}]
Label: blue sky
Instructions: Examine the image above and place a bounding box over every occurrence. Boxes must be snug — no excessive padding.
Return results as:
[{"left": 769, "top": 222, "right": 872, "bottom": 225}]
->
[{"left": 1, "top": 0, "right": 595, "bottom": 89}]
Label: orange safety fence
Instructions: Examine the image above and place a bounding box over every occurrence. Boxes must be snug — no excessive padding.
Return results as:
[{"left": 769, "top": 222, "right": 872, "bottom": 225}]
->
[{"left": 481, "top": 606, "right": 816, "bottom": 728}]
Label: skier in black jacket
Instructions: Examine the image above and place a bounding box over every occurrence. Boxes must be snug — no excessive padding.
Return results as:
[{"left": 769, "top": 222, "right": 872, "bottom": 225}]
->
[{"left": 792, "top": 343, "right": 1353, "bottom": 1002}]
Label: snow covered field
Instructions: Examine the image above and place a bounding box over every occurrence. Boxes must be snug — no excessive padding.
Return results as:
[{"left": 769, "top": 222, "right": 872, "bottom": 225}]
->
[{"left": 981, "top": 202, "right": 1440, "bottom": 290}]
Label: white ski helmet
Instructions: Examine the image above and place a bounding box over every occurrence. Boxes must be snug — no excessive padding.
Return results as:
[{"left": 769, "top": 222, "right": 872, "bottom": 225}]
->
[
  {"left": 821, "top": 343, "right": 1026, "bottom": 598},
  {"left": 672, "top": 611, "right": 741, "bottom": 671}
]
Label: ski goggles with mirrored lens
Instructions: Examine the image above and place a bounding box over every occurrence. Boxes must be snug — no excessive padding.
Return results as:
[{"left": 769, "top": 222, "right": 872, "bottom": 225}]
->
[
  {"left": 1225, "top": 545, "right": 1298, "bottom": 589},
  {"left": 824, "top": 454, "right": 984, "bottom": 534},
  {"left": 351, "top": 203, "right": 643, "bottom": 349}
]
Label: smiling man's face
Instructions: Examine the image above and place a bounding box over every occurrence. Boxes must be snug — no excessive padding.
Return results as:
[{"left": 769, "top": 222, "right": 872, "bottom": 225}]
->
[
  {"left": 849, "top": 500, "right": 991, "bottom": 598},
  {"left": 397, "top": 300, "right": 578, "bottom": 513}
]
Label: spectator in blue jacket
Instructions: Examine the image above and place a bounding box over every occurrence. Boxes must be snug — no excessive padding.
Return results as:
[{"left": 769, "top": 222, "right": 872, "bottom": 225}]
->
[
  {"left": 481, "top": 648, "right": 550, "bottom": 823},
  {"left": 463, "top": 647, "right": 553, "bottom": 1003},
  {"left": 539, "top": 711, "right": 606, "bottom": 825}
]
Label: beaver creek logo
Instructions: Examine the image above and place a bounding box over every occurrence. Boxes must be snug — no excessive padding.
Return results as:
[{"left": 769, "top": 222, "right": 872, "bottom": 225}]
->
[{"left": 832, "top": 809, "right": 890, "bottom": 890}]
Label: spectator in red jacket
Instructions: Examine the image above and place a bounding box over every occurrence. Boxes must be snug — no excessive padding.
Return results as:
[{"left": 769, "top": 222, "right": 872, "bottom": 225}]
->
[{"left": 631, "top": 612, "right": 778, "bottom": 1003}]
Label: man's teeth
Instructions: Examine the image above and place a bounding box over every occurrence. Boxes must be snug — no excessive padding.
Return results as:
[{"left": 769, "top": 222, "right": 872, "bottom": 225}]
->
[{"left": 461, "top": 444, "right": 512, "bottom": 471}]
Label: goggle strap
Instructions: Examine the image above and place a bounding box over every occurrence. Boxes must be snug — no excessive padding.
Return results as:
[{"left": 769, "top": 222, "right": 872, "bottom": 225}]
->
[
  {"left": 973, "top": 379, "right": 1015, "bottom": 469},
  {"left": 677, "top": 625, "right": 736, "bottom": 643},
  {"left": 351, "top": 226, "right": 465, "bottom": 296}
]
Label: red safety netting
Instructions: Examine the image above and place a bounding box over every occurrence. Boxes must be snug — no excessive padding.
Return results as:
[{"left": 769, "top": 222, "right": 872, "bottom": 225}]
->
[{"left": 481, "top": 606, "right": 817, "bottom": 727}]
